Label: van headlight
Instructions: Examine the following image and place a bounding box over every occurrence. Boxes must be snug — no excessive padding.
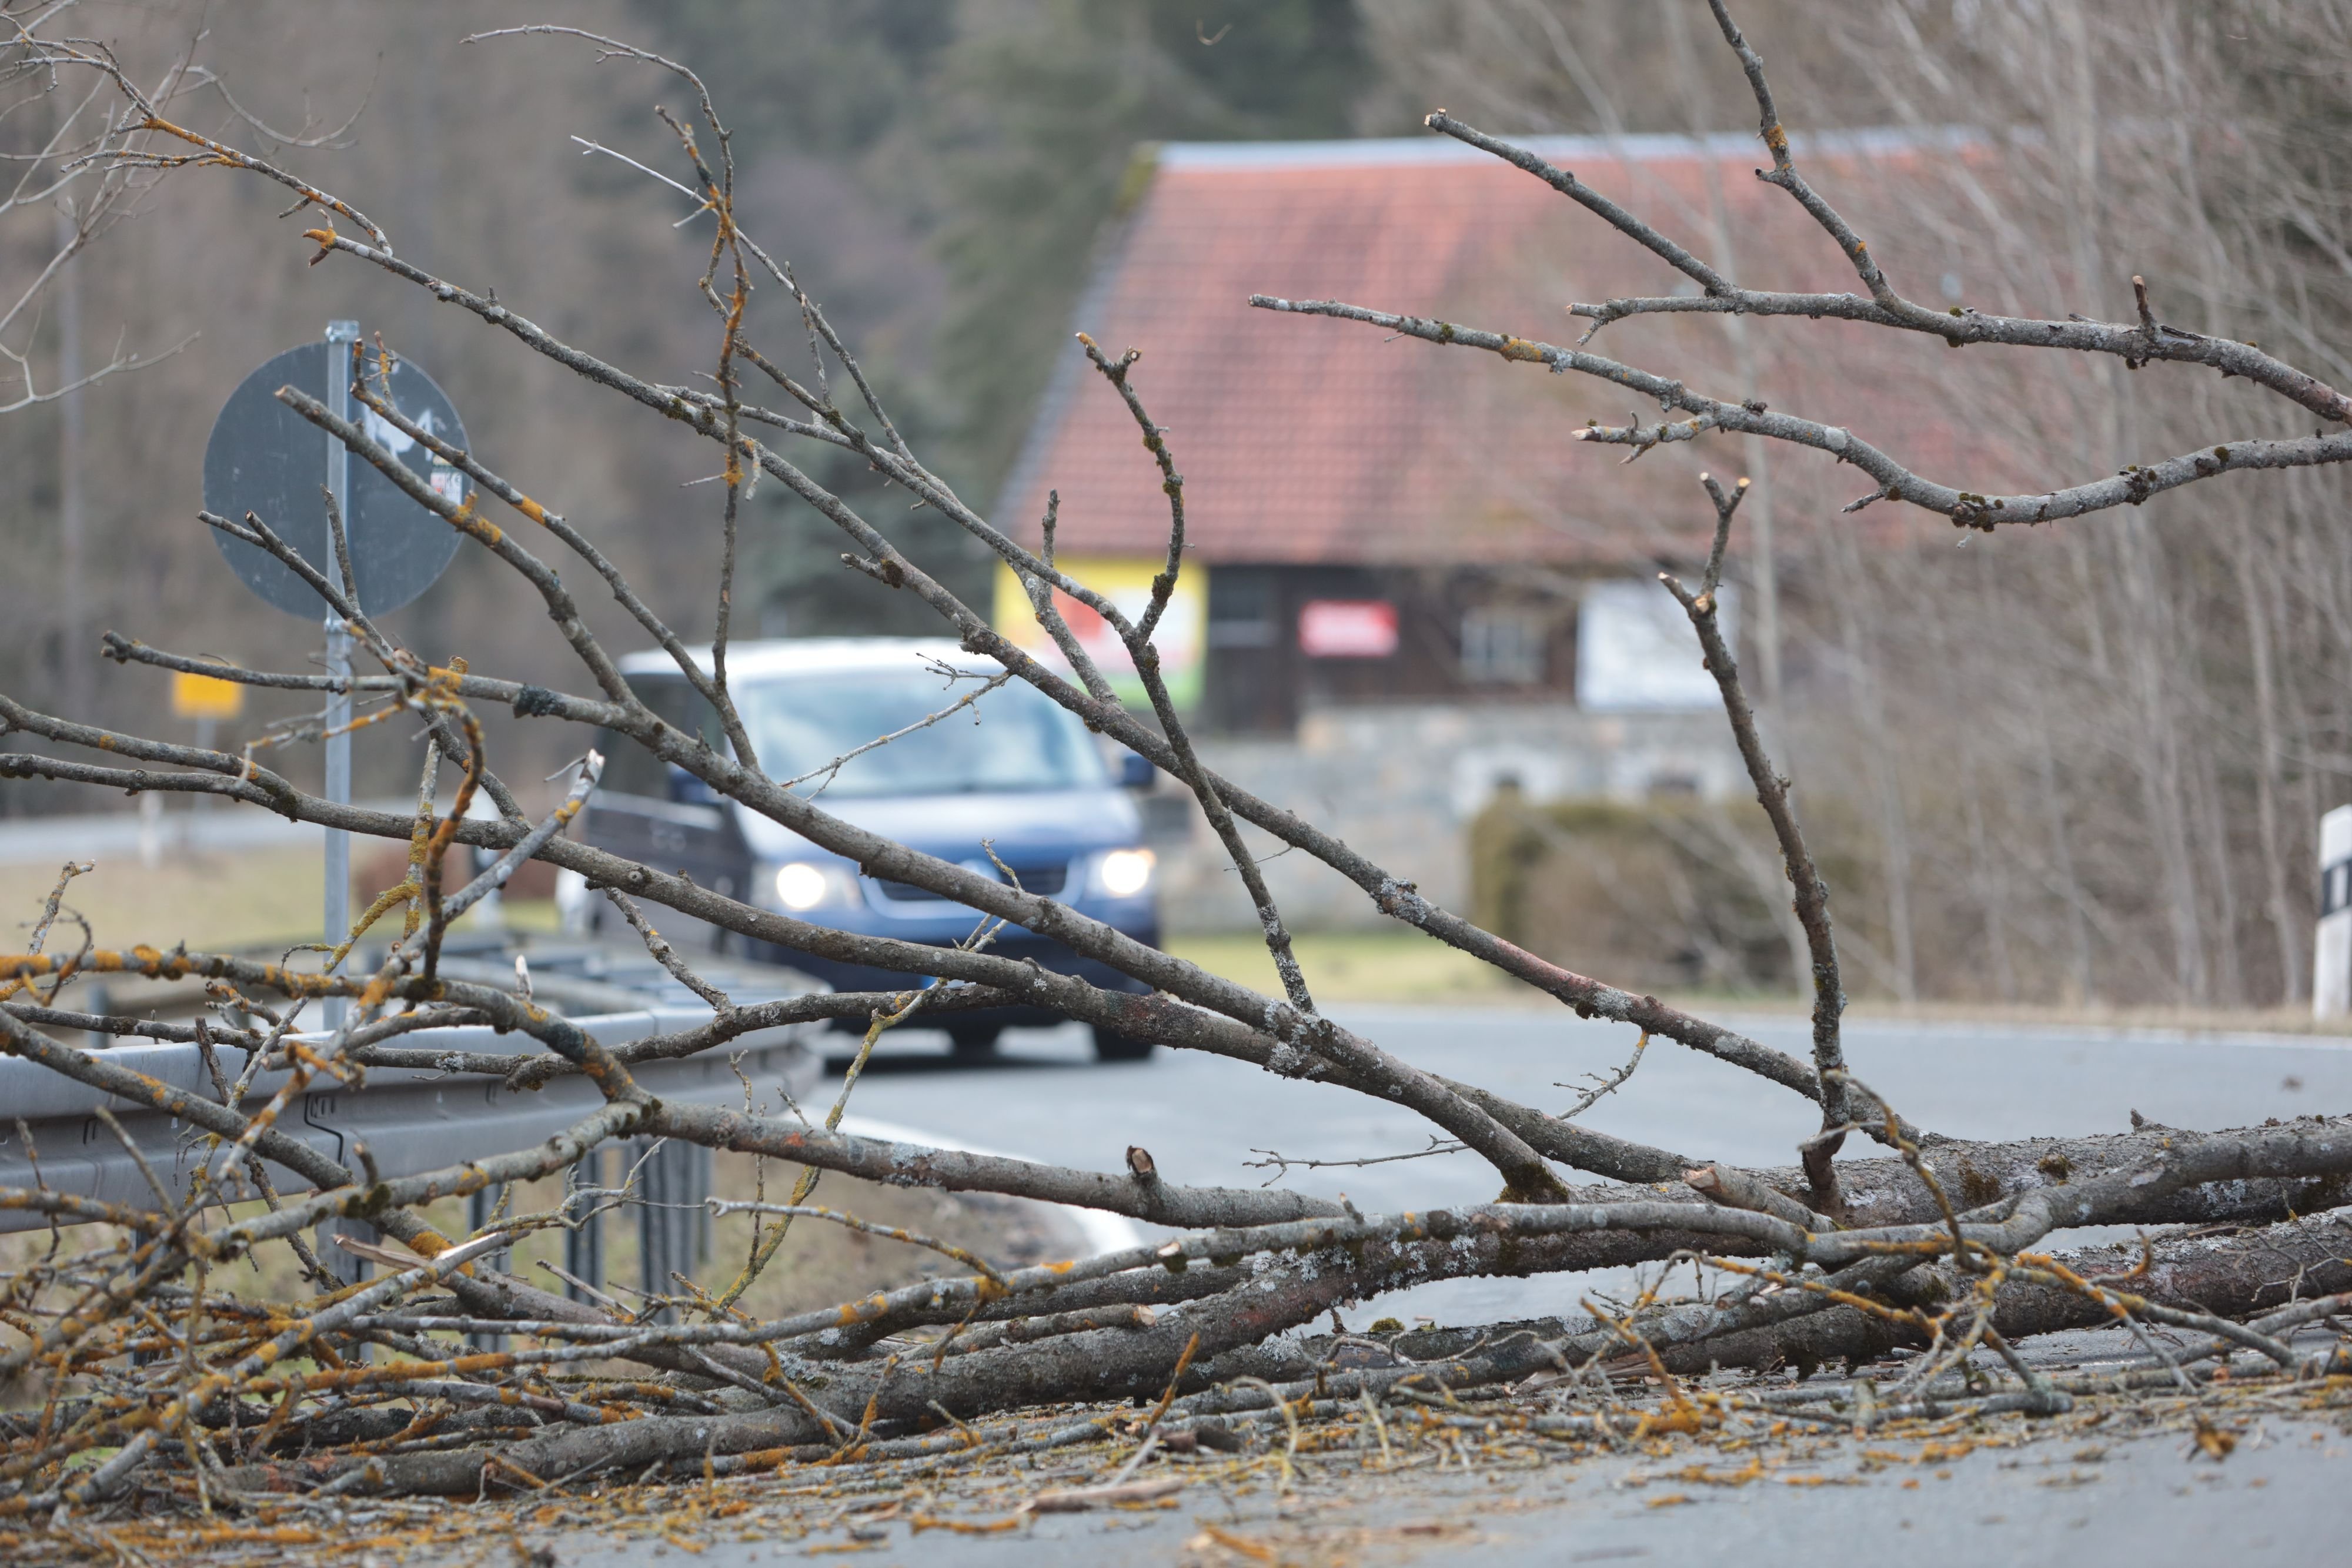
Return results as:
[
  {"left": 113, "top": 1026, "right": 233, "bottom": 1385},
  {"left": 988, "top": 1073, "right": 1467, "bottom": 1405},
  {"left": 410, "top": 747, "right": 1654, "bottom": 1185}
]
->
[
  {"left": 1092, "top": 847, "right": 1156, "bottom": 899},
  {"left": 767, "top": 860, "right": 860, "bottom": 912}
]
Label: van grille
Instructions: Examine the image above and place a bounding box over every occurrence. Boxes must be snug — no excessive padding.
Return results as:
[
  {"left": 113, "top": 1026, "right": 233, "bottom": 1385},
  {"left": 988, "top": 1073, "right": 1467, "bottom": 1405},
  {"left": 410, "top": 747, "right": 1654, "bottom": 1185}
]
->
[{"left": 873, "top": 861, "right": 1068, "bottom": 902}]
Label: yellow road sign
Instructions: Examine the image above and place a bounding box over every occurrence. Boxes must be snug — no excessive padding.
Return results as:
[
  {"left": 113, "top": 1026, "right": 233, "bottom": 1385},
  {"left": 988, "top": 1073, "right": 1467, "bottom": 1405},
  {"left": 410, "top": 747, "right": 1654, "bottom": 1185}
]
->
[{"left": 171, "top": 670, "right": 246, "bottom": 720}]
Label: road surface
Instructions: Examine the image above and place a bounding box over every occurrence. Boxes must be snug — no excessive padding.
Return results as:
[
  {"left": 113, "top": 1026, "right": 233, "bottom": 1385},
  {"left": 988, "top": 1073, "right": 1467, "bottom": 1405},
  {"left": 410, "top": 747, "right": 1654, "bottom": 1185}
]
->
[
  {"left": 544, "top": 1403, "right": 2350, "bottom": 1567},
  {"left": 543, "top": 1006, "right": 2352, "bottom": 1564},
  {"left": 827, "top": 1005, "right": 2352, "bottom": 1326}
]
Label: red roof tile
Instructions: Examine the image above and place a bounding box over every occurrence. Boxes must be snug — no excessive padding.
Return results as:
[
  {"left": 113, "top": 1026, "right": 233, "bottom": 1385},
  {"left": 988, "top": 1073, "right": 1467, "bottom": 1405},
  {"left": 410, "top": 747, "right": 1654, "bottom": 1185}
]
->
[{"left": 1001, "top": 131, "right": 2005, "bottom": 567}]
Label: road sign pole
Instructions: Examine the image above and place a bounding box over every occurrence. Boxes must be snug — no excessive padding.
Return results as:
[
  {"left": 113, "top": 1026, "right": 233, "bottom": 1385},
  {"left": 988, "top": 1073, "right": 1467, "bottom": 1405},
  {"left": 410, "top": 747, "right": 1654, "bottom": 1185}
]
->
[
  {"left": 322, "top": 320, "right": 360, "bottom": 1031},
  {"left": 205, "top": 324, "right": 467, "bottom": 1026}
]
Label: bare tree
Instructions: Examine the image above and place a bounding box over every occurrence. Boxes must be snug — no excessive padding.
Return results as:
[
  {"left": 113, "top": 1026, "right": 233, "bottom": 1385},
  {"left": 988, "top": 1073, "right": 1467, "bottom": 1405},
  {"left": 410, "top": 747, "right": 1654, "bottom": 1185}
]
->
[
  {"left": 1367, "top": 0, "right": 2352, "bottom": 1011},
  {"left": 2, "top": 4, "right": 2350, "bottom": 1517},
  {"left": 1, "top": 5, "right": 357, "bottom": 724},
  {"left": 0, "top": 7, "right": 212, "bottom": 419}
]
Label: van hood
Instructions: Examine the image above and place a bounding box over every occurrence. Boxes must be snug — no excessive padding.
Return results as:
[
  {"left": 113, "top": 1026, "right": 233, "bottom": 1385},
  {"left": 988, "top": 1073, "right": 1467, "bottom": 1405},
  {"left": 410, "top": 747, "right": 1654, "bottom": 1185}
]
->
[{"left": 735, "top": 787, "right": 1143, "bottom": 866}]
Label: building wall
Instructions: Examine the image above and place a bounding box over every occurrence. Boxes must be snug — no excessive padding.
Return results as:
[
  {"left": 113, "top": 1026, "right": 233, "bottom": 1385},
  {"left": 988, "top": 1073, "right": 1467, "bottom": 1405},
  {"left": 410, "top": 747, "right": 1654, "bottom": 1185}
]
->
[{"left": 1148, "top": 699, "right": 1745, "bottom": 932}]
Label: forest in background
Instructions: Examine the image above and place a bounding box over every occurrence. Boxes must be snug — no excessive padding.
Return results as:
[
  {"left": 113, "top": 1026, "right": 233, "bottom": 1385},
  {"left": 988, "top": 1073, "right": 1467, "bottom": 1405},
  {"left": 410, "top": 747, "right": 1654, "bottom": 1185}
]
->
[
  {"left": 5, "top": 0, "right": 2351, "bottom": 1010},
  {"left": 1, "top": 0, "right": 1386, "bottom": 743}
]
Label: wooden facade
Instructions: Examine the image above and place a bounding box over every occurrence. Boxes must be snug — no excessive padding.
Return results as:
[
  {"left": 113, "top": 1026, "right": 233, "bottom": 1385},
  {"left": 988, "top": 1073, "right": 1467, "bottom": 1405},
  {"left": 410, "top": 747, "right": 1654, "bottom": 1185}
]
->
[{"left": 1203, "top": 564, "right": 1586, "bottom": 734}]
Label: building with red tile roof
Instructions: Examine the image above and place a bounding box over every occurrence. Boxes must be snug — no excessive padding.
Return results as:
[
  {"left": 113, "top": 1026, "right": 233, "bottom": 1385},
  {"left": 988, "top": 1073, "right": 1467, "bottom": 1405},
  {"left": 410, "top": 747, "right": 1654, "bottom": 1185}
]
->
[{"left": 997, "top": 126, "right": 1989, "bottom": 735}]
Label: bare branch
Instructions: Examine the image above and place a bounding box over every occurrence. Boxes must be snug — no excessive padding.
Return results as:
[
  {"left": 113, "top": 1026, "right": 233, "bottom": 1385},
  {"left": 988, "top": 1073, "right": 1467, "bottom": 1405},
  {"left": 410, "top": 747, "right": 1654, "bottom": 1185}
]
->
[
  {"left": 1659, "top": 474, "right": 1853, "bottom": 1185},
  {"left": 1251, "top": 293, "right": 2352, "bottom": 530}
]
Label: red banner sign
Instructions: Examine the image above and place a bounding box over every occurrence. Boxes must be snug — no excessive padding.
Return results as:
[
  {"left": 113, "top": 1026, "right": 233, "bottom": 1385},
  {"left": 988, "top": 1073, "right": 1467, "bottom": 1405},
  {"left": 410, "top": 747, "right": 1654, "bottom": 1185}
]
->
[{"left": 1298, "top": 600, "right": 1398, "bottom": 658}]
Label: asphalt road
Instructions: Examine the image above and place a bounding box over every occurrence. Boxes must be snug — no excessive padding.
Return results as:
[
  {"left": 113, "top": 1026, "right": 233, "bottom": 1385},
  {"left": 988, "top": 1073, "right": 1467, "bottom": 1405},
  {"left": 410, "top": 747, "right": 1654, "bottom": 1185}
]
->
[
  {"left": 530, "top": 1008, "right": 2352, "bottom": 1566},
  {"left": 549, "top": 1407, "right": 2352, "bottom": 1567},
  {"left": 830, "top": 1005, "right": 2352, "bottom": 1327}
]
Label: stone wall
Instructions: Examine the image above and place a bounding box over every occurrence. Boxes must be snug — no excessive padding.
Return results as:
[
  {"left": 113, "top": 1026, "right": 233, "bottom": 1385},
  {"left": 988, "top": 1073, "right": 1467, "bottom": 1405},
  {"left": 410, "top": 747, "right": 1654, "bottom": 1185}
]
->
[{"left": 1147, "top": 701, "right": 1743, "bottom": 931}]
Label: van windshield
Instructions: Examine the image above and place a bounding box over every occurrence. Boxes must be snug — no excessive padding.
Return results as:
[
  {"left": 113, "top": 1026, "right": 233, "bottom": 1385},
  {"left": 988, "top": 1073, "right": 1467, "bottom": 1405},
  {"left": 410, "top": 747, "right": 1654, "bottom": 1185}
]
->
[{"left": 739, "top": 671, "right": 1106, "bottom": 799}]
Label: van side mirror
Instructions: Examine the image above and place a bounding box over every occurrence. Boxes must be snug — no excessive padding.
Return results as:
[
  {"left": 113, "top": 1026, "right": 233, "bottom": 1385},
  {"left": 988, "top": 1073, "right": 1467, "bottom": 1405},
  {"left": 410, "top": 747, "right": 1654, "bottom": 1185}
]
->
[{"left": 1118, "top": 751, "right": 1155, "bottom": 790}]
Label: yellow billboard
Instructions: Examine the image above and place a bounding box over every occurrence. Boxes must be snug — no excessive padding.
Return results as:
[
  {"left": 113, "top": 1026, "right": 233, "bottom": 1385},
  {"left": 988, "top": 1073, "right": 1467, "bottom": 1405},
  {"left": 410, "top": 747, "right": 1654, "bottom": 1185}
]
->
[
  {"left": 991, "top": 556, "right": 1205, "bottom": 713},
  {"left": 169, "top": 670, "right": 246, "bottom": 720}
]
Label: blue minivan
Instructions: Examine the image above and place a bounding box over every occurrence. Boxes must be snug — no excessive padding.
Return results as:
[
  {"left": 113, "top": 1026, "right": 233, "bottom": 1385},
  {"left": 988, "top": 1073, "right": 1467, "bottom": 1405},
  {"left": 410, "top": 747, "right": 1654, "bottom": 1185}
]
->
[{"left": 567, "top": 639, "right": 1162, "bottom": 1060}]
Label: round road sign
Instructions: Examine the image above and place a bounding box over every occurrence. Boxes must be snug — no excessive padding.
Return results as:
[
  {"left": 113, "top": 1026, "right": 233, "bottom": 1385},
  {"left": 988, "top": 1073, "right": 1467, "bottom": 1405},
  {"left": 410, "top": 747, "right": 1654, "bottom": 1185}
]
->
[{"left": 202, "top": 341, "right": 469, "bottom": 618}]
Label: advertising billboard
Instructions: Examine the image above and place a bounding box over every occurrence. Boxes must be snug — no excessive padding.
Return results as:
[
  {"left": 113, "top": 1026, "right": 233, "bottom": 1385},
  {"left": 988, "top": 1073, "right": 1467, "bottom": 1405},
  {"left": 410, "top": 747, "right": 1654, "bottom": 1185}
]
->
[{"left": 993, "top": 557, "right": 1207, "bottom": 712}]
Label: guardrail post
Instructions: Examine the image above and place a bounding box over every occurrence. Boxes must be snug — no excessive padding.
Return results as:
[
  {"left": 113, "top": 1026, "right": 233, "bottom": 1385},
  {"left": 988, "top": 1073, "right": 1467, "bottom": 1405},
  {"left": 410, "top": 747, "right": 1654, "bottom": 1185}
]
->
[
  {"left": 465, "top": 1185, "right": 512, "bottom": 1351},
  {"left": 693, "top": 1142, "right": 713, "bottom": 1266},
  {"left": 633, "top": 1137, "right": 710, "bottom": 1323},
  {"left": 315, "top": 1216, "right": 375, "bottom": 1362},
  {"left": 317, "top": 1216, "right": 372, "bottom": 1288},
  {"left": 130, "top": 1228, "right": 162, "bottom": 1365},
  {"left": 563, "top": 1150, "right": 606, "bottom": 1303}
]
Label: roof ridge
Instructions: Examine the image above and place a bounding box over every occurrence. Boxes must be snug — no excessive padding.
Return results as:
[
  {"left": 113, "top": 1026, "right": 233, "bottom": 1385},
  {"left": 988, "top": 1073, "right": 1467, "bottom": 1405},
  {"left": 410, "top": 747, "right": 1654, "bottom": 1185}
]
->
[{"left": 1156, "top": 124, "right": 1982, "bottom": 172}]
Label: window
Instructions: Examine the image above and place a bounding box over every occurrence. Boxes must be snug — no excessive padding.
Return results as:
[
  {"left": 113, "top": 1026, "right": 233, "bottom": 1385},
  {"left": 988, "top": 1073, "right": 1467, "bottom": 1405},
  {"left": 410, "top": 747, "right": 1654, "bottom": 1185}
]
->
[
  {"left": 598, "top": 671, "right": 1107, "bottom": 802},
  {"left": 1576, "top": 580, "right": 1733, "bottom": 711},
  {"left": 740, "top": 673, "right": 1105, "bottom": 799},
  {"left": 1461, "top": 607, "right": 1546, "bottom": 685},
  {"left": 1207, "top": 571, "right": 1278, "bottom": 649},
  {"left": 596, "top": 678, "right": 721, "bottom": 799}
]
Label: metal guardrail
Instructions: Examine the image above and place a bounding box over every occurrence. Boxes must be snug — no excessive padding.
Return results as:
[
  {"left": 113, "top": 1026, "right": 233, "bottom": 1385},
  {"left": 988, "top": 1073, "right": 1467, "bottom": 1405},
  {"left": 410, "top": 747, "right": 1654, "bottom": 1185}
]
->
[{"left": 0, "top": 945, "right": 825, "bottom": 1312}]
